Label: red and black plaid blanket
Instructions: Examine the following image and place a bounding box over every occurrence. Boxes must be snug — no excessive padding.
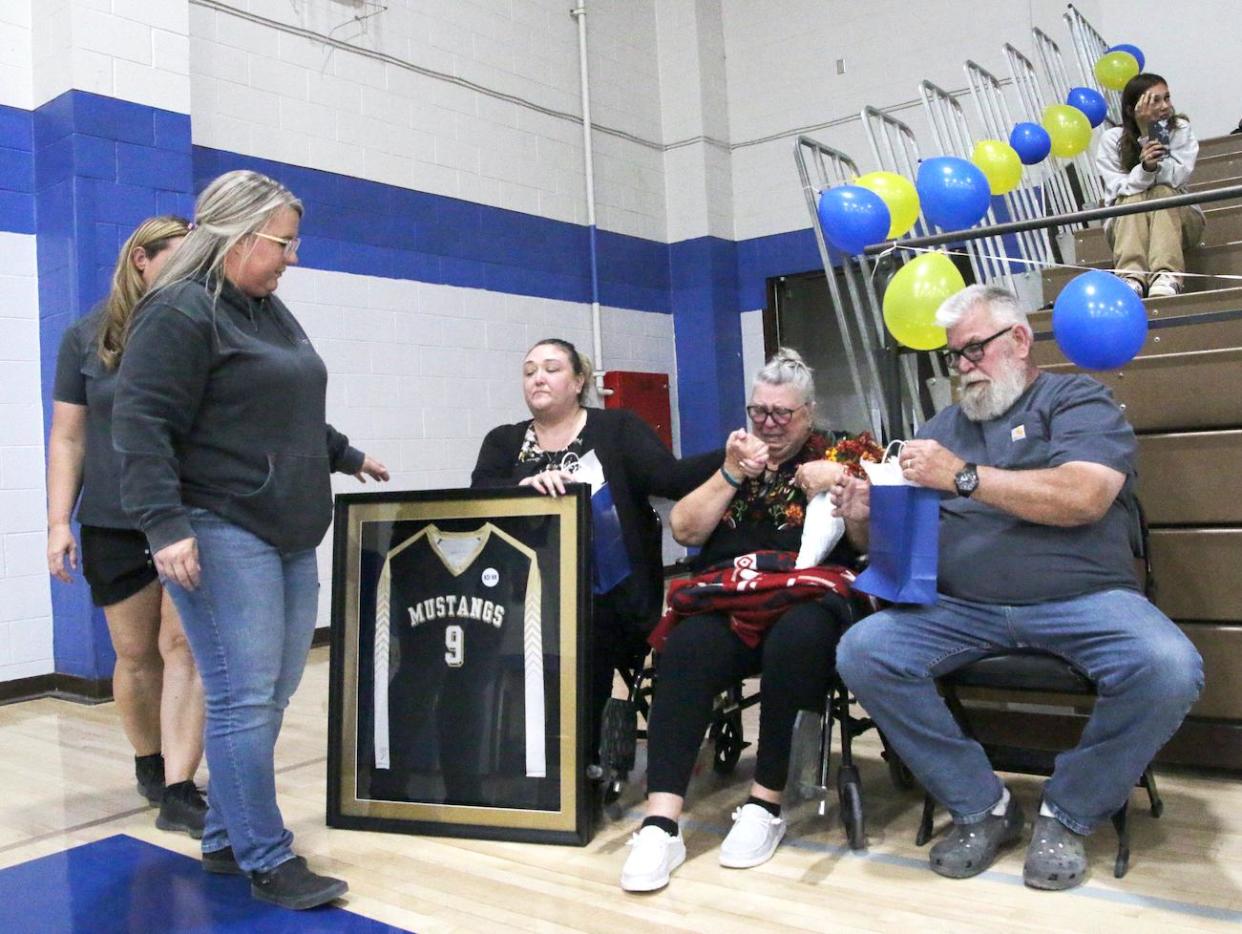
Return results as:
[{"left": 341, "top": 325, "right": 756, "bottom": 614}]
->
[{"left": 648, "top": 551, "right": 857, "bottom": 651}]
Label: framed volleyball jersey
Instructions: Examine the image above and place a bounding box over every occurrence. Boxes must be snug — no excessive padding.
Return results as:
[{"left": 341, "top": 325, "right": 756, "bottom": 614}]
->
[{"left": 327, "top": 487, "right": 592, "bottom": 846}]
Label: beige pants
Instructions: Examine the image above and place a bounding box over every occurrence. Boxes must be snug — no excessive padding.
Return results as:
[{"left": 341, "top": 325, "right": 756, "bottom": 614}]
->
[{"left": 1107, "top": 184, "right": 1206, "bottom": 285}]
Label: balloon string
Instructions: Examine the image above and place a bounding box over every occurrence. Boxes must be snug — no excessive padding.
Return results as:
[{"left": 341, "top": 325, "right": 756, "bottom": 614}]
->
[
  {"left": 868, "top": 244, "right": 901, "bottom": 290},
  {"left": 892, "top": 244, "right": 1242, "bottom": 284}
]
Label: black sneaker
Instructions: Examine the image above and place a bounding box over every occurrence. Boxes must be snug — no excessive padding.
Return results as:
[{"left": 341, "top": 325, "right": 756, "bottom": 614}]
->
[
  {"left": 202, "top": 846, "right": 245, "bottom": 876},
  {"left": 135, "top": 754, "right": 165, "bottom": 806},
  {"left": 250, "top": 857, "right": 348, "bottom": 911},
  {"left": 156, "top": 781, "right": 207, "bottom": 839},
  {"left": 930, "top": 789, "right": 1025, "bottom": 879}
]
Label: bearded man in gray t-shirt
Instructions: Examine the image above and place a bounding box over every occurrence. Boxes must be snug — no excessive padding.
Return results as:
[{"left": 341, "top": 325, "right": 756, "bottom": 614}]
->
[{"left": 834, "top": 284, "right": 1202, "bottom": 891}]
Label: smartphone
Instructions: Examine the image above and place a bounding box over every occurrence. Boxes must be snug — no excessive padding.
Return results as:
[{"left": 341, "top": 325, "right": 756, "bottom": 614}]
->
[{"left": 1150, "top": 119, "right": 1171, "bottom": 147}]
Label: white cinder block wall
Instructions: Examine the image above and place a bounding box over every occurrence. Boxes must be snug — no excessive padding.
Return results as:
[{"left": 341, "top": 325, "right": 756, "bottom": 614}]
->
[
  {"left": 189, "top": 0, "right": 668, "bottom": 241},
  {"left": 0, "top": 232, "right": 53, "bottom": 681},
  {"left": 721, "top": 0, "right": 1105, "bottom": 245}
]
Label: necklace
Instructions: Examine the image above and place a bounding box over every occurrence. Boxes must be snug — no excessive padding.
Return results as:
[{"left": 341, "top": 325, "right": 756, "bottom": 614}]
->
[{"left": 533, "top": 407, "right": 587, "bottom": 453}]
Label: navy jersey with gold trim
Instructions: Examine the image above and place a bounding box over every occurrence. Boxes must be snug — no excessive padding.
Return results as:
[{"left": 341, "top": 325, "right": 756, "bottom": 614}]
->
[{"left": 373, "top": 523, "right": 545, "bottom": 781}]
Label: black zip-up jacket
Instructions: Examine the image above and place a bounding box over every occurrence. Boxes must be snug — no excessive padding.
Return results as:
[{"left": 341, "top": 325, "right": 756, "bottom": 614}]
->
[
  {"left": 113, "top": 276, "right": 364, "bottom": 555},
  {"left": 471, "top": 409, "right": 720, "bottom": 625}
]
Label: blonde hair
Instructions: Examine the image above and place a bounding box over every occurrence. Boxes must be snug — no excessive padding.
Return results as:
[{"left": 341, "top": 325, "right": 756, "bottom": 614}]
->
[
  {"left": 96, "top": 215, "right": 190, "bottom": 369},
  {"left": 149, "top": 170, "right": 303, "bottom": 302}
]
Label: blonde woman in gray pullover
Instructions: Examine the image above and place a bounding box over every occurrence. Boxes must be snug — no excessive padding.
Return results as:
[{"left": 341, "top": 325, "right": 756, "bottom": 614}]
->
[{"left": 114, "top": 170, "right": 388, "bottom": 912}]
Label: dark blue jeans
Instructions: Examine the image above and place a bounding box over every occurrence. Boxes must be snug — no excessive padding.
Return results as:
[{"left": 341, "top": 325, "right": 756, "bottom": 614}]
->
[
  {"left": 837, "top": 589, "right": 1203, "bottom": 834},
  {"left": 166, "top": 508, "right": 319, "bottom": 873}
]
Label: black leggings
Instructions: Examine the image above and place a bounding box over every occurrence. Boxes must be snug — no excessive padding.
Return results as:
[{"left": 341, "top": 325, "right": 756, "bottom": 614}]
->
[{"left": 645, "top": 594, "right": 851, "bottom": 797}]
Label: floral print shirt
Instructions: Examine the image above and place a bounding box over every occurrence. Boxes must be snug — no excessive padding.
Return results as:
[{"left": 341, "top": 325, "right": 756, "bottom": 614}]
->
[
  {"left": 695, "top": 429, "right": 860, "bottom": 571},
  {"left": 723, "top": 430, "right": 833, "bottom": 532}
]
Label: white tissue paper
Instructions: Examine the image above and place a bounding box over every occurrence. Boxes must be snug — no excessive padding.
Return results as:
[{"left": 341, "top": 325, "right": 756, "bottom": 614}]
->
[
  {"left": 571, "top": 449, "right": 606, "bottom": 494},
  {"left": 860, "top": 458, "right": 912, "bottom": 486},
  {"left": 795, "top": 491, "right": 846, "bottom": 569}
]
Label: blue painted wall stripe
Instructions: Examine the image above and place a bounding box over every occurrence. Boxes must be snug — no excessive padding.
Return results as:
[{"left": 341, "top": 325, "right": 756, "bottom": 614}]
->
[
  {"left": 193, "top": 147, "right": 679, "bottom": 315},
  {"left": 3, "top": 101, "right": 818, "bottom": 327},
  {"left": 33, "top": 91, "right": 195, "bottom": 680},
  {"left": 0, "top": 104, "right": 35, "bottom": 234}
]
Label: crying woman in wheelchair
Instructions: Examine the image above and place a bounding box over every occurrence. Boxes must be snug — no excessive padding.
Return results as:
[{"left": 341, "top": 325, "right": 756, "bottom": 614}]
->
[{"left": 619, "top": 348, "right": 873, "bottom": 893}]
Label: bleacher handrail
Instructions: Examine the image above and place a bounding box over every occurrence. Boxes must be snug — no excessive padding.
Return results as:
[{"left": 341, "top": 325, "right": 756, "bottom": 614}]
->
[
  {"left": 1031, "top": 25, "right": 1107, "bottom": 209},
  {"left": 1063, "top": 2, "right": 1122, "bottom": 125},
  {"left": 864, "top": 183, "right": 1242, "bottom": 254},
  {"left": 793, "top": 135, "right": 892, "bottom": 439},
  {"left": 962, "top": 58, "right": 1054, "bottom": 268}
]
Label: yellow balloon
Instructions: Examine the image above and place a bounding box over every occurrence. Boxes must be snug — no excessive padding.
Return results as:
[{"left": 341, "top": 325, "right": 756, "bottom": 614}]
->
[
  {"left": 1094, "top": 50, "right": 1140, "bottom": 91},
  {"left": 1042, "top": 104, "right": 1092, "bottom": 158},
  {"left": 970, "top": 139, "right": 1022, "bottom": 195},
  {"left": 881, "top": 252, "right": 962, "bottom": 350},
  {"left": 853, "top": 171, "right": 920, "bottom": 239}
]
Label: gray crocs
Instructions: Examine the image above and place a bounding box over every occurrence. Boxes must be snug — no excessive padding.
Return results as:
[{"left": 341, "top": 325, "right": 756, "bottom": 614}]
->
[
  {"left": 1024, "top": 814, "right": 1088, "bottom": 890},
  {"left": 930, "top": 791, "right": 1025, "bottom": 879}
]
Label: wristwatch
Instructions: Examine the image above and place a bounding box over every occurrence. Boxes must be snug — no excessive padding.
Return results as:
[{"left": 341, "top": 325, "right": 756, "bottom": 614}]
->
[{"left": 954, "top": 462, "right": 980, "bottom": 498}]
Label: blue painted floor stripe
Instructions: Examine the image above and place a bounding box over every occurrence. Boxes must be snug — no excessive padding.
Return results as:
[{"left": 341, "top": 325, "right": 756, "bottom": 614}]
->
[{"left": 0, "top": 835, "right": 411, "bottom": 934}]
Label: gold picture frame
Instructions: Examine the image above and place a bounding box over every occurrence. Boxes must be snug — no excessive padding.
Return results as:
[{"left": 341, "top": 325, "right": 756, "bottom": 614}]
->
[{"left": 326, "top": 487, "right": 592, "bottom": 845}]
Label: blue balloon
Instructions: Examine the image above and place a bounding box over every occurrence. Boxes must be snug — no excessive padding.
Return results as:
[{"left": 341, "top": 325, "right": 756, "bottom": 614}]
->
[
  {"left": 817, "top": 185, "right": 891, "bottom": 255},
  {"left": 1066, "top": 86, "right": 1108, "bottom": 128},
  {"left": 915, "top": 157, "right": 991, "bottom": 231},
  {"left": 1053, "top": 270, "right": 1148, "bottom": 370},
  {"left": 1107, "top": 42, "right": 1145, "bottom": 71},
  {"left": 1009, "top": 122, "right": 1052, "bottom": 165}
]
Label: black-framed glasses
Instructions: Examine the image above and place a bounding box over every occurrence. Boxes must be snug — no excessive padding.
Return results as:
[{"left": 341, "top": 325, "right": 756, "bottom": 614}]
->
[
  {"left": 746, "top": 403, "right": 807, "bottom": 426},
  {"left": 940, "top": 326, "right": 1014, "bottom": 370},
  {"left": 253, "top": 231, "right": 301, "bottom": 258}
]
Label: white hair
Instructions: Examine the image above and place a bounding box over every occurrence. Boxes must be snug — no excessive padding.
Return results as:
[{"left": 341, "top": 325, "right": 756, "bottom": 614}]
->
[
  {"left": 754, "top": 346, "right": 815, "bottom": 406},
  {"left": 935, "top": 284, "right": 1031, "bottom": 332}
]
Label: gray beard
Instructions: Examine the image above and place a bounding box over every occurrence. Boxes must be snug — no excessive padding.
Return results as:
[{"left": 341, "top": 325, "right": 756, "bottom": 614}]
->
[{"left": 959, "top": 362, "right": 1030, "bottom": 422}]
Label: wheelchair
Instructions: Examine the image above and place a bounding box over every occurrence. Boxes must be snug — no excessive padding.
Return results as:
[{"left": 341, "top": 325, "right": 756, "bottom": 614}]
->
[
  {"left": 594, "top": 647, "right": 758, "bottom": 808},
  {"left": 594, "top": 592, "right": 913, "bottom": 851},
  {"left": 786, "top": 677, "right": 914, "bottom": 850}
]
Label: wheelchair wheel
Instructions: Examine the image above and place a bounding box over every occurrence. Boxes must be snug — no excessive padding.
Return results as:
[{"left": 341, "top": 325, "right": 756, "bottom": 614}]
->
[
  {"left": 712, "top": 711, "right": 744, "bottom": 775},
  {"left": 598, "top": 697, "right": 638, "bottom": 777},
  {"left": 837, "top": 764, "right": 865, "bottom": 850}
]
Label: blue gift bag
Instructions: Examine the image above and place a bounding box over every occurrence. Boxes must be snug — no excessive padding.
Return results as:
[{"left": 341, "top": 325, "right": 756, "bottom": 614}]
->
[
  {"left": 591, "top": 483, "right": 632, "bottom": 595},
  {"left": 854, "top": 483, "right": 940, "bottom": 604}
]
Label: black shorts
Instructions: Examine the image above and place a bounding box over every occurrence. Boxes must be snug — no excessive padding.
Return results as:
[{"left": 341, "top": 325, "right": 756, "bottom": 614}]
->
[{"left": 79, "top": 525, "right": 158, "bottom": 607}]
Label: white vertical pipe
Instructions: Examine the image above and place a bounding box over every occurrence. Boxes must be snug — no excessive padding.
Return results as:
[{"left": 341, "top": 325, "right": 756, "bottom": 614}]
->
[{"left": 570, "top": 0, "right": 607, "bottom": 393}]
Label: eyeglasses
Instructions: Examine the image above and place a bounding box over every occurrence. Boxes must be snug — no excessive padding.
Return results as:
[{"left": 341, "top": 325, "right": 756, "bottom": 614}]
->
[
  {"left": 746, "top": 403, "right": 807, "bottom": 426},
  {"left": 940, "top": 326, "right": 1014, "bottom": 370},
  {"left": 253, "top": 231, "right": 301, "bottom": 258}
]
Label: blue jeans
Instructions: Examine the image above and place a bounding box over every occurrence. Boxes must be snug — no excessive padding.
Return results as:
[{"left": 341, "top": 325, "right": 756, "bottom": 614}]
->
[
  {"left": 837, "top": 589, "right": 1203, "bottom": 834},
  {"left": 166, "top": 508, "right": 320, "bottom": 873}
]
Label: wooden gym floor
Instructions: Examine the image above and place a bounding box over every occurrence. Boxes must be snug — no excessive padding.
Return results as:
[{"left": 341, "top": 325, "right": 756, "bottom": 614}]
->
[{"left": 1, "top": 645, "right": 1240, "bottom": 932}]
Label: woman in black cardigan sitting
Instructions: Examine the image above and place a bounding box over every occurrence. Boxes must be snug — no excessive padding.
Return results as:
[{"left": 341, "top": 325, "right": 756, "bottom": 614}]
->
[{"left": 472, "top": 338, "right": 720, "bottom": 757}]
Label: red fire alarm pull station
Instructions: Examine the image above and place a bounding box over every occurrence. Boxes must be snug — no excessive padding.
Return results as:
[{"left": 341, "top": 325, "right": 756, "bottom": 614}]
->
[{"left": 602, "top": 371, "right": 673, "bottom": 450}]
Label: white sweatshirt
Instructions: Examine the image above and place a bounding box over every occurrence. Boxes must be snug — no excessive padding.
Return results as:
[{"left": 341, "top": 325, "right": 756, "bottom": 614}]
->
[{"left": 1096, "top": 122, "right": 1200, "bottom": 204}]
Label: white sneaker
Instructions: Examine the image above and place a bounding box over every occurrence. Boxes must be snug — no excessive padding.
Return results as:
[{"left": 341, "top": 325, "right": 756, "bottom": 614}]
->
[
  {"left": 620, "top": 825, "right": 686, "bottom": 892},
  {"left": 1148, "top": 273, "right": 1182, "bottom": 298},
  {"left": 719, "top": 803, "right": 787, "bottom": 869},
  {"left": 1119, "top": 275, "right": 1146, "bottom": 298}
]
